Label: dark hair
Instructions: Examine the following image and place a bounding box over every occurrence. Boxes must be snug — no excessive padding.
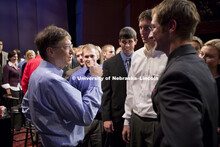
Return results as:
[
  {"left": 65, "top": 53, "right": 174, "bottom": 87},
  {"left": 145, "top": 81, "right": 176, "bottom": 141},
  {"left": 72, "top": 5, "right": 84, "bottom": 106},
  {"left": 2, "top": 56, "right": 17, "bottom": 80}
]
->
[
  {"left": 14, "top": 49, "right": 21, "bottom": 62},
  {"left": 153, "top": 0, "right": 200, "bottom": 40},
  {"left": 138, "top": 9, "right": 152, "bottom": 22},
  {"left": 8, "top": 51, "right": 17, "bottom": 59},
  {"left": 35, "top": 25, "right": 71, "bottom": 60},
  {"left": 119, "top": 27, "right": 137, "bottom": 40}
]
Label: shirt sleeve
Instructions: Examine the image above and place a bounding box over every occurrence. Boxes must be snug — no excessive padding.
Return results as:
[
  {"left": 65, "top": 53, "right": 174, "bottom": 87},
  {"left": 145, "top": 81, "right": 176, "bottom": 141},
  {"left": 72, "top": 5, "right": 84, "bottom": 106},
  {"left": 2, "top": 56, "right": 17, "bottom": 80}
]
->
[
  {"left": 21, "top": 90, "right": 32, "bottom": 123},
  {"left": 123, "top": 62, "right": 135, "bottom": 125},
  {"left": 48, "top": 77, "right": 102, "bottom": 125}
]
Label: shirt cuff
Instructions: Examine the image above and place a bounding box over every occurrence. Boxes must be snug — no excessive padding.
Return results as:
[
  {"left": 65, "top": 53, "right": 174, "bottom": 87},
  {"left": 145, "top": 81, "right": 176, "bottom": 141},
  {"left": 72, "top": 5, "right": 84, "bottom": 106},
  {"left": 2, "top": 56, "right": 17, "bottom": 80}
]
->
[
  {"left": 1, "top": 83, "right": 10, "bottom": 89},
  {"left": 124, "top": 118, "right": 131, "bottom": 126},
  {"left": 88, "top": 76, "right": 102, "bottom": 88}
]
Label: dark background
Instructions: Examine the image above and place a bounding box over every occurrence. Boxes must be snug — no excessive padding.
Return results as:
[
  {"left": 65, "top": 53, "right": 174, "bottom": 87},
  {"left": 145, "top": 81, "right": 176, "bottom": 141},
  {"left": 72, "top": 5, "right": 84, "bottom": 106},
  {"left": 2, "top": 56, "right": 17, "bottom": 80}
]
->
[{"left": 0, "top": 0, "right": 219, "bottom": 55}]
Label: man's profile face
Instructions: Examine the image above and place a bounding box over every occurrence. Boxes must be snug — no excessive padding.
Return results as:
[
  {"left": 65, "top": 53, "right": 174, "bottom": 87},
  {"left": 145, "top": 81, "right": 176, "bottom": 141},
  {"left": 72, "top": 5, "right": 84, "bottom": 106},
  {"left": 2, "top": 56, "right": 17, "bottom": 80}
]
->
[
  {"left": 150, "top": 14, "right": 169, "bottom": 53},
  {"left": 119, "top": 38, "right": 137, "bottom": 56},
  {"left": 83, "top": 48, "right": 98, "bottom": 68},
  {"left": 139, "top": 19, "right": 153, "bottom": 44},
  {"left": 53, "top": 36, "right": 73, "bottom": 69}
]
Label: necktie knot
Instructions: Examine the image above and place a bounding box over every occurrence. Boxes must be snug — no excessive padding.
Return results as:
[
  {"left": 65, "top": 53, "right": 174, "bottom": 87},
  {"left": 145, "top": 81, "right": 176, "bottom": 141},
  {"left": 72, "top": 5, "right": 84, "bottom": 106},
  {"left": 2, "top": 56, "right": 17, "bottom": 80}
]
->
[{"left": 126, "top": 57, "right": 131, "bottom": 73}]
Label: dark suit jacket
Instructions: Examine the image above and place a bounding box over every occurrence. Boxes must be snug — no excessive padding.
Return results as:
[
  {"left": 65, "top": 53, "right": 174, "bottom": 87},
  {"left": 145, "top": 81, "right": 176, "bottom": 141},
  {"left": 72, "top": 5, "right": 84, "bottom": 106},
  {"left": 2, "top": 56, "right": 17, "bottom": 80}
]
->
[
  {"left": 101, "top": 53, "right": 128, "bottom": 123},
  {"left": 0, "top": 51, "right": 8, "bottom": 85},
  {"left": 152, "top": 45, "right": 218, "bottom": 147}
]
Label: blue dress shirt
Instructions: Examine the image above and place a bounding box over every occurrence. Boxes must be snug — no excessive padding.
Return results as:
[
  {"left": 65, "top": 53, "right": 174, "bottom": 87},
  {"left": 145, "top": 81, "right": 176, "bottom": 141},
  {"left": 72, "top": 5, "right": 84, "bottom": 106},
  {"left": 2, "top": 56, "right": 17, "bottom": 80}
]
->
[
  {"left": 69, "top": 66, "right": 102, "bottom": 112},
  {"left": 120, "top": 51, "right": 133, "bottom": 73},
  {"left": 22, "top": 60, "right": 102, "bottom": 147}
]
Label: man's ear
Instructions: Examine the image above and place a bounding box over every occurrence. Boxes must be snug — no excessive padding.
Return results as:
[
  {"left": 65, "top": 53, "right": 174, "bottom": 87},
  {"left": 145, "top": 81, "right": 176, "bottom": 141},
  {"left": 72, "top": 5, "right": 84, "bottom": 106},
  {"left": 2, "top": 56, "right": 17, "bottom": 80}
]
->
[
  {"left": 169, "top": 19, "right": 177, "bottom": 33},
  {"left": 46, "top": 47, "right": 55, "bottom": 58}
]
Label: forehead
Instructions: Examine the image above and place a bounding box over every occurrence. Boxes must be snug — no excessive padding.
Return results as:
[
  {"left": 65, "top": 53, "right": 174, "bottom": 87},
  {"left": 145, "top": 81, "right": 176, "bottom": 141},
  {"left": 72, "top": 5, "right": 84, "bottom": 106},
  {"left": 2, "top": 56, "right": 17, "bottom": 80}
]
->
[
  {"left": 201, "top": 45, "right": 218, "bottom": 53},
  {"left": 83, "top": 48, "right": 97, "bottom": 55},
  {"left": 139, "top": 19, "right": 151, "bottom": 26},
  {"left": 121, "top": 38, "right": 135, "bottom": 41},
  {"left": 57, "top": 36, "right": 71, "bottom": 45}
]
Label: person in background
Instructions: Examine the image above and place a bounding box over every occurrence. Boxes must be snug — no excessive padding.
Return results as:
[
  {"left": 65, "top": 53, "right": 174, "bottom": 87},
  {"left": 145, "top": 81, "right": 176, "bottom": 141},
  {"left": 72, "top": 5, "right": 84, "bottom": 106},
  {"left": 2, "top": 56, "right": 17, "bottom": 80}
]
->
[
  {"left": 190, "top": 36, "right": 203, "bottom": 55},
  {"left": 115, "top": 47, "right": 122, "bottom": 54},
  {"left": 14, "top": 49, "right": 24, "bottom": 64},
  {"left": 122, "top": 9, "right": 167, "bottom": 147},
  {"left": 22, "top": 25, "right": 103, "bottom": 147},
  {"left": 96, "top": 45, "right": 104, "bottom": 64},
  {"left": 0, "top": 40, "right": 8, "bottom": 104},
  {"left": 2, "top": 51, "right": 21, "bottom": 99},
  {"left": 64, "top": 45, "right": 84, "bottom": 80},
  {"left": 18, "top": 50, "right": 29, "bottom": 69},
  {"left": 21, "top": 50, "right": 36, "bottom": 77},
  {"left": 150, "top": 0, "right": 218, "bottom": 146},
  {"left": 21, "top": 50, "right": 42, "bottom": 95},
  {"left": 199, "top": 39, "right": 220, "bottom": 146},
  {"left": 102, "top": 44, "right": 115, "bottom": 61},
  {"left": 69, "top": 44, "right": 103, "bottom": 147},
  {"left": 102, "top": 27, "right": 137, "bottom": 147}
]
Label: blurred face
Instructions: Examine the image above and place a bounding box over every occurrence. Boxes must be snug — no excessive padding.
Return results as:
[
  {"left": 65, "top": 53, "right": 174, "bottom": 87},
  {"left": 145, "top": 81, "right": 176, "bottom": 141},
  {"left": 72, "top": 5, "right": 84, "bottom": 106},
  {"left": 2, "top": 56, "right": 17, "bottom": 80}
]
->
[
  {"left": 28, "top": 53, "right": 35, "bottom": 59},
  {"left": 139, "top": 19, "right": 153, "bottom": 44},
  {"left": 119, "top": 38, "right": 137, "bottom": 56},
  {"left": 52, "top": 36, "right": 73, "bottom": 69},
  {"left": 75, "top": 50, "right": 84, "bottom": 66},
  {"left": 191, "top": 41, "right": 201, "bottom": 55},
  {"left": 149, "top": 14, "right": 170, "bottom": 54},
  {"left": 199, "top": 45, "right": 220, "bottom": 70},
  {"left": 10, "top": 54, "right": 18, "bottom": 63},
  {"left": 83, "top": 48, "right": 98, "bottom": 68},
  {"left": 0, "top": 41, "right": 3, "bottom": 52},
  {"left": 103, "top": 46, "right": 115, "bottom": 60}
]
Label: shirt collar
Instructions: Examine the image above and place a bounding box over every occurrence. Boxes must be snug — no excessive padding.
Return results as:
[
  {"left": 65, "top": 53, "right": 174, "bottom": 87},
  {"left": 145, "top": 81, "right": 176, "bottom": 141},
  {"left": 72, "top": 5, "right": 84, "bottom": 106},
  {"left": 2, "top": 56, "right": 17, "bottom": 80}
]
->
[
  {"left": 144, "top": 45, "right": 155, "bottom": 57},
  {"left": 40, "top": 60, "right": 64, "bottom": 76},
  {"left": 8, "top": 61, "right": 18, "bottom": 68},
  {"left": 120, "top": 51, "right": 134, "bottom": 62}
]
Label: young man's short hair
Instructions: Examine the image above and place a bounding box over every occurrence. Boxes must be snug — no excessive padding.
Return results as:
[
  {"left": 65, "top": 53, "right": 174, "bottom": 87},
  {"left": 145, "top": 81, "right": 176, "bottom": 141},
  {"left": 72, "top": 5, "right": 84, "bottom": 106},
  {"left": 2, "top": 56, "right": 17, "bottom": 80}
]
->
[
  {"left": 119, "top": 27, "right": 137, "bottom": 40},
  {"left": 152, "top": 0, "right": 200, "bottom": 40},
  {"left": 138, "top": 9, "right": 152, "bottom": 22}
]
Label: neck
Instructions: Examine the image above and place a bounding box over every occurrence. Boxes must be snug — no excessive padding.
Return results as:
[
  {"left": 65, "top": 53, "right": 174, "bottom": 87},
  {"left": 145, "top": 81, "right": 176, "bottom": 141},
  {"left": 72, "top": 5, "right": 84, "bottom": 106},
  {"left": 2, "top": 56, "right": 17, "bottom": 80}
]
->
[
  {"left": 169, "top": 38, "right": 190, "bottom": 55},
  {"left": 145, "top": 42, "right": 155, "bottom": 51}
]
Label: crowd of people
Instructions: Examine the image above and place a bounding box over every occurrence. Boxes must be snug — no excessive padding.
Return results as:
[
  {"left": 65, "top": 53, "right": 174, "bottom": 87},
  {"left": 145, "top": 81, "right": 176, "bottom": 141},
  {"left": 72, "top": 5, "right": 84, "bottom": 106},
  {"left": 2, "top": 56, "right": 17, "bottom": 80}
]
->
[{"left": 0, "top": 0, "right": 219, "bottom": 146}]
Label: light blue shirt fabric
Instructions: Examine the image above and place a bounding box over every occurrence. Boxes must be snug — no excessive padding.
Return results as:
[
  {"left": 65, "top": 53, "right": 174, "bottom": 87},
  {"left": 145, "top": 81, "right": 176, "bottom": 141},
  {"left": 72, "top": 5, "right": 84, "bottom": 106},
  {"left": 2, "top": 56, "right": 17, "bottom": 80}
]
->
[
  {"left": 69, "top": 66, "right": 102, "bottom": 112},
  {"left": 22, "top": 60, "right": 102, "bottom": 147},
  {"left": 120, "top": 51, "right": 133, "bottom": 73}
]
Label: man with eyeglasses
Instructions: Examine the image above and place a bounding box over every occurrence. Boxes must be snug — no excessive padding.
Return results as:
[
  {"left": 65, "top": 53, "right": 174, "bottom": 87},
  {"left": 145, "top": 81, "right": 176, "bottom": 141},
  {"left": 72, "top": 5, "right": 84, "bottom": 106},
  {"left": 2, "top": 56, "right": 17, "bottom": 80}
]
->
[
  {"left": 122, "top": 9, "right": 167, "bottom": 147},
  {"left": 22, "top": 25, "right": 103, "bottom": 147},
  {"left": 102, "top": 26, "right": 137, "bottom": 147}
]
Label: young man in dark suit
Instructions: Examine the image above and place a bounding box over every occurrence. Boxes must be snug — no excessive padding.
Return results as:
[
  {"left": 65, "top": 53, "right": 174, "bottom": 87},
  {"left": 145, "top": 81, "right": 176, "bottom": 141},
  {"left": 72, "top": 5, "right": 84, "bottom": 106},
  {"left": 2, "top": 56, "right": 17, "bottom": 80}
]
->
[
  {"left": 101, "top": 27, "right": 137, "bottom": 147},
  {"left": 150, "top": 0, "right": 219, "bottom": 146}
]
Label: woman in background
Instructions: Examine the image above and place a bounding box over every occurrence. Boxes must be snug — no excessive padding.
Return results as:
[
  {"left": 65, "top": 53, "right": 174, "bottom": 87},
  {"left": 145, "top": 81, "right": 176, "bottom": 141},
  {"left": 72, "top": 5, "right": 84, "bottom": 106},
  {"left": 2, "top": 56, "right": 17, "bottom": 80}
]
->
[{"left": 199, "top": 39, "right": 220, "bottom": 146}]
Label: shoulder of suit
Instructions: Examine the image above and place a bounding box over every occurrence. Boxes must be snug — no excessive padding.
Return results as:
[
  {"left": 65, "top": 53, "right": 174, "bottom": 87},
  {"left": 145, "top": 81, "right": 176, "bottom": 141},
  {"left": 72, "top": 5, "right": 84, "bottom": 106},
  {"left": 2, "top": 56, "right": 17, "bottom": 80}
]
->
[{"left": 104, "top": 53, "right": 121, "bottom": 64}]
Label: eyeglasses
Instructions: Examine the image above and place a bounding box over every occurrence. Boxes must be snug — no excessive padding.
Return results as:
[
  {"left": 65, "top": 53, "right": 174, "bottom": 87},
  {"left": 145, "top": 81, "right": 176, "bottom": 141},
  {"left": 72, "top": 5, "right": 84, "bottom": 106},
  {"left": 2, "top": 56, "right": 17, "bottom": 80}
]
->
[{"left": 53, "top": 44, "right": 73, "bottom": 50}]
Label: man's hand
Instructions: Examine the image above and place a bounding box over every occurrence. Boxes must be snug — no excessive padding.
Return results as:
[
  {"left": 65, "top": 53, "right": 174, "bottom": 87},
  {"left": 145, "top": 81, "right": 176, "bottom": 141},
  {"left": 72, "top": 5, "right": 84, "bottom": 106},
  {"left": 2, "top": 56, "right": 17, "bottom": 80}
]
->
[
  {"left": 104, "top": 121, "right": 114, "bottom": 133},
  {"left": 89, "top": 61, "right": 103, "bottom": 77},
  {"left": 122, "top": 125, "right": 130, "bottom": 143}
]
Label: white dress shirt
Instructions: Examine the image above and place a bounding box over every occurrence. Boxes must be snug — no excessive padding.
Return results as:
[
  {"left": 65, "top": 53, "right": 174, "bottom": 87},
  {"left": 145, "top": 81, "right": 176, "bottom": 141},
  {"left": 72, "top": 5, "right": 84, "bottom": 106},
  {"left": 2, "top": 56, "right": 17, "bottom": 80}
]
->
[{"left": 123, "top": 46, "right": 168, "bottom": 125}]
